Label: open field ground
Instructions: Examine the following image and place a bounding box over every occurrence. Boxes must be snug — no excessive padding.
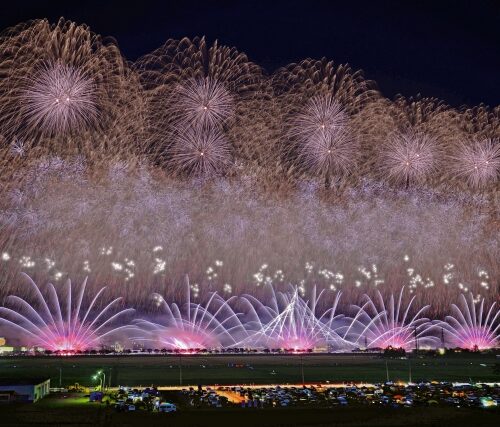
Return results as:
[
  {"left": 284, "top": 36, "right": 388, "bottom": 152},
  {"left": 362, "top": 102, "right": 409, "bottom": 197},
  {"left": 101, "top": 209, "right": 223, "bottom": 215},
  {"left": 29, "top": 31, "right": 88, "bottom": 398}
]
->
[
  {"left": 0, "top": 353, "right": 498, "bottom": 387},
  {"left": 0, "top": 393, "right": 498, "bottom": 427}
]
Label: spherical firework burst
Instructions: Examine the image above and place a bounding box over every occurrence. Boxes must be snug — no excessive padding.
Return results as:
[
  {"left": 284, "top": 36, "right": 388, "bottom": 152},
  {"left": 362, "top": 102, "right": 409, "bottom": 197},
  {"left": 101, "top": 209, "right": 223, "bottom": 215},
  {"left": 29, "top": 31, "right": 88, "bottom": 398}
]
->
[
  {"left": 171, "top": 77, "right": 234, "bottom": 128},
  {"left": 0, "top": 18, "right": 144, "bottom": 155},
  {"left": 289, "top": 96, "right": 357, "bottom": 187},
  {"left": 170, "top": 125, "right": 232, "bottom": 177},
  {"left": 21, "top": 62, "right": 98, "bottom": 137},
  {"left": 439, "top": 294, "right": 499, "bottom": 350},
  {"left": 272, "top": 58, "right": 378, "bottom": 186},
  {"left": 0, "top": 274, "right": 134, "bottom": 351},
  {"left": 450, "top": 139, "right": 500, "bottom": 189},
  {"left": 290, "top": 96, "right": 349, "bottom": 142},
  {"left": 136, "top": 36, "right": 266, "bottom": 169},
  {"left": 378, "top": 131, "right": 439, "bottom": 188}
]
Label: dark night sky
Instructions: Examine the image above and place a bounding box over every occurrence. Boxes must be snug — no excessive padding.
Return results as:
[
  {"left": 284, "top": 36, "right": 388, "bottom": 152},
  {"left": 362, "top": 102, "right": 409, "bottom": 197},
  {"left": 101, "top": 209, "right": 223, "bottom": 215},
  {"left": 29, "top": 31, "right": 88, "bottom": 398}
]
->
[{"left": 2, "top": 0, "right": 499, "bottom": 107}]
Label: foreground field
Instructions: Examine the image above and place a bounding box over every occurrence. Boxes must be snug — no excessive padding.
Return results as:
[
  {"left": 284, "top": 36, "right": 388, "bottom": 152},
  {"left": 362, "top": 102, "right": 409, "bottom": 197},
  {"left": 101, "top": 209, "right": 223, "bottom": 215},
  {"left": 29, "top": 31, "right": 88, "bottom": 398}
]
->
[
  {"left": 0, "top": 394, "right": 498, "bottom": 427},
  {"left": 0, "top": 353, "right": 498, "bottom": 387}
]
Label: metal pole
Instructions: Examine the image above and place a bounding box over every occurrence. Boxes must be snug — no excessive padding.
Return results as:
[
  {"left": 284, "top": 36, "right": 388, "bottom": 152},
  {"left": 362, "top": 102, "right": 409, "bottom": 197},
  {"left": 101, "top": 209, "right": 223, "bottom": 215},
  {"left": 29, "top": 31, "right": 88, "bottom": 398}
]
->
[
  {"left": 408, "top": 359, "right": 412, "bottom": 384},
  {"left": 300, "top": 354, "right": 305, "bottom": 386},
  {"left": 179, "top": 354, "right": 183, "bottom": 387},
  {"left": 414, "top": 326, "right": 418, "bottom": 354}
]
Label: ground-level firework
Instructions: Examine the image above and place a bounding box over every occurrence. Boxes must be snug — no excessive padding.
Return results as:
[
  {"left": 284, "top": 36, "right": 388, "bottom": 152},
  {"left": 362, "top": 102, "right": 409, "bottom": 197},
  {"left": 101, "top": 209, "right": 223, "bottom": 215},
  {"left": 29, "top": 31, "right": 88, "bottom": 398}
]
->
[
  {"left": 0, "top": 276, "right": 497, "bottom": 352},
  {"left": 0, "top": 274, "right": 134, "bottom": 351}
]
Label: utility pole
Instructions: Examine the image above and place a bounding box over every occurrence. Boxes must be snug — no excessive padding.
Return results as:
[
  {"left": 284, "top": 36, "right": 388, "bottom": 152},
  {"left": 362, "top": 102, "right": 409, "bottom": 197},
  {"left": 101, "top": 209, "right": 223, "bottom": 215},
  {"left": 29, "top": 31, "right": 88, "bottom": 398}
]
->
[
  {"left": 408, "top": 359, "right": 412, "bottom": 384},
  {"left": 300, "top": 354, "right": 305, "bottom": 386},
  {"left": 179, "top": 354, "right": 183, "bottom": 386},
  {"left": 414, "top": 326, "right": 419, "bottom": 354},
  {"left": 441, "top": 327, "right": 445, "bottom": 348}
]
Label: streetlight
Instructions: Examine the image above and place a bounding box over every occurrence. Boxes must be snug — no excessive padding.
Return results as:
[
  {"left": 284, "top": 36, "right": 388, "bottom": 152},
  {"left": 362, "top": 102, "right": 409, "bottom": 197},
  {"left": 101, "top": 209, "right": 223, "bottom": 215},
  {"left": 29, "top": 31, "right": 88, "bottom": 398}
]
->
[{"left": 93, "top": 370, "right": 106, "bottom": 391}]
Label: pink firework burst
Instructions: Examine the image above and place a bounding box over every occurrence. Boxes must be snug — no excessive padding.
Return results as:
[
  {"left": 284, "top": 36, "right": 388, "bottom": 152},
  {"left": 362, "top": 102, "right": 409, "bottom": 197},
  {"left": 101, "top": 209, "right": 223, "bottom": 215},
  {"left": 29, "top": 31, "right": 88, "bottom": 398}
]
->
[
  {"left": 0, "top": 274, "right": 134, "bottom": 351},
  {"left": 379, "top": 131, "right": 439, "bottom": 188},
  {"left": 440, "top": 294, "right": 499, "bottom": 350},
  {"left": 344, "top": 288, "right": 439, "bottom": 350},
  {"left": 132, "top": 286, "right": 247, "bottom": 351},
  {"left": 21, "top": 62, "right": 98, "bottom": 137},
  {"left": 172, "top": 77, "right": 234, "bottom": 128},
  {"left": 238, "top": 285, "right": 349, "bottom": 351},
  {"left": 451, "top": 139, "right": 500, "bottom": 189},
  {"left": 171, "top": 125, "right": 232, "bottom": 177}
]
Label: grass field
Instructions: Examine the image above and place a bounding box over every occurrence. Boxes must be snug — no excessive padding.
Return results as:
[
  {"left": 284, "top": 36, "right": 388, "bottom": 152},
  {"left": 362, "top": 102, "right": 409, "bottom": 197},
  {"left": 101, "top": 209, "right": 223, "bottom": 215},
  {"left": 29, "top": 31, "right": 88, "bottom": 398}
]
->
[
  {"left": 0, "top": 353, "right": 498, "bottom": 387},
  {"left": 0, "top": 393, "right": 499, "bottom": 427}
]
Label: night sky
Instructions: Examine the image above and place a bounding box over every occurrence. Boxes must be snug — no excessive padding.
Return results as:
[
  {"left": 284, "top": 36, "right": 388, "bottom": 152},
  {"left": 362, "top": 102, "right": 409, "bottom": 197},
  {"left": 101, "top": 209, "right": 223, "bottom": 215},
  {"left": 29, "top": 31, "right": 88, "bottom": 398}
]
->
[{"left": 2, "top": 0, "right": 499, "bottom": 107}]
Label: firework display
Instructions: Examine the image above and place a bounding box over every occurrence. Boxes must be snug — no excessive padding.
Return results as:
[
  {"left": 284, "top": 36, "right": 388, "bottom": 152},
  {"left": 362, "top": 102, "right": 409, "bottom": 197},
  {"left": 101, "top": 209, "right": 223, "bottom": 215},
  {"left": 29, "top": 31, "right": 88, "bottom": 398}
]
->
[
  {"left": 0, "top": 276, "right": 497, "bottom": 351},
  {"left": 0, "top": 18, "right": 498, "bottom": 351},
  {"left": 0, "top": 273, "right": 134, "bottom": 351}
]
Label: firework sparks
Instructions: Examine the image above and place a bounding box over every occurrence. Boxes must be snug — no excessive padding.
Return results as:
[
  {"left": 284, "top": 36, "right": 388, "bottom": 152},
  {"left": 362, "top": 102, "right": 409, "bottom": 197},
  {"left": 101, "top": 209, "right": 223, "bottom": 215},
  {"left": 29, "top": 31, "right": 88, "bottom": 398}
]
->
[
  {"left": 343, "top": 288, "right": 439, "bottom": 350},
  {"left": 0, "top": 274, "right": 134, "bottom": 351},
  {"left": 379, "top": 131, "right": 439, "bottom": 188},
  {"left": 439, "top": 293, "right": 499, "bottom": 350},
  {"left": 451, "top": 139, "right": 500, "bottom": 189},
  {"left": 171, "top": 125, "right": 232, "bottom": 177},
  {"left": 21, "top": 62, "right": 98, "bottom": 137}
]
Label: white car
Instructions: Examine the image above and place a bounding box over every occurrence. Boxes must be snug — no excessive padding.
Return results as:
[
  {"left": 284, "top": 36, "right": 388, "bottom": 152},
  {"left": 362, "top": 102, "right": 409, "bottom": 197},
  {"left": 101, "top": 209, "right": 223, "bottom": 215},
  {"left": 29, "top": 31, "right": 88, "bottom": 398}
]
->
[
  {"left": 127, "top": 405, "right": 136, "bottom": 411},
  {"left": 159, "top": 403, "right": 177, "bottom": 413}
]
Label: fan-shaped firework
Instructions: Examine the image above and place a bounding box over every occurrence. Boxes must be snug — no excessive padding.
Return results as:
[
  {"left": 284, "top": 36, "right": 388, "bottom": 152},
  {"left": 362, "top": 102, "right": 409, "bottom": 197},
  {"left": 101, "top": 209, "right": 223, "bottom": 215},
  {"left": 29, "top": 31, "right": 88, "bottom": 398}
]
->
[
  {"left": 132, "top": 284, "right": 247, "bottom": 350},
  {"left": 378, "top": 131, "right": 439, "bottom": 188},
  {"left": 0, "top": 18, "right": 144, "bottom": 155},
  {"left": 171, "top": 125, "right": 232, "bottom": 177},
  {"left": 343, "top": 288, "right": 439, "bottom": 350},
  {"left": 439, "top": 294, "right": 499, "bottom": 350},
  {"left": 0, "top": 274, "right": 134, "bottom": 351},
  {"left": 238, "top": 286, "right": 349, "bottom": 351},
  {"left": 451, "top": 139, "right": 500, "bottom": 189}
]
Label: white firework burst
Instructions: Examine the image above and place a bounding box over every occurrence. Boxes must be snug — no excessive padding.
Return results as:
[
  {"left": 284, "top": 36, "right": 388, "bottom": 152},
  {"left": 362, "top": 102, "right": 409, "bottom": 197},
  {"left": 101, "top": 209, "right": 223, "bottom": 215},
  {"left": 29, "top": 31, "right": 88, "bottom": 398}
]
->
[
  {"left": 171, "top": 125, "right": 232, "bottom": 177},
  {"left": 379, "top": 131, "right": 439, "bottom": 187},
  {"left": 172, "top": 77, "right": 234, "bottom": 128},
  {"left": 290, "top": 95, "right": 349, "bottom": 143},
  {"left": 451, "top": 139, "right": 500, "bottom": 189},
  {"left": 21, "top": 62, "right": 98, "bottom": 137}
]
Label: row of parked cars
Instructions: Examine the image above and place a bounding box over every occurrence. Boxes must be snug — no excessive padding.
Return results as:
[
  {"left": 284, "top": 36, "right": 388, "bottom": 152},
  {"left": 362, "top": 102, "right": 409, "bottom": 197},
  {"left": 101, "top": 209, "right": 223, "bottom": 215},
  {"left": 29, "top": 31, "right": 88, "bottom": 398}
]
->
[
  {"left": 114, "top": 386, "right": 177, "bottom": 413},
  {"left": 178, "top": 381, "right": 500, "bottom": 409}
]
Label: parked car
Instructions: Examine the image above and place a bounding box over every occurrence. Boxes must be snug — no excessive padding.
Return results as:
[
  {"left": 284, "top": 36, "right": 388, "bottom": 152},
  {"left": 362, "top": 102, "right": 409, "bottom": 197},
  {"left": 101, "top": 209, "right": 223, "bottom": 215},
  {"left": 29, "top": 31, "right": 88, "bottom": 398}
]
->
[{"left": 159, "top": 402, "right": 177, "bottom": 413}]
